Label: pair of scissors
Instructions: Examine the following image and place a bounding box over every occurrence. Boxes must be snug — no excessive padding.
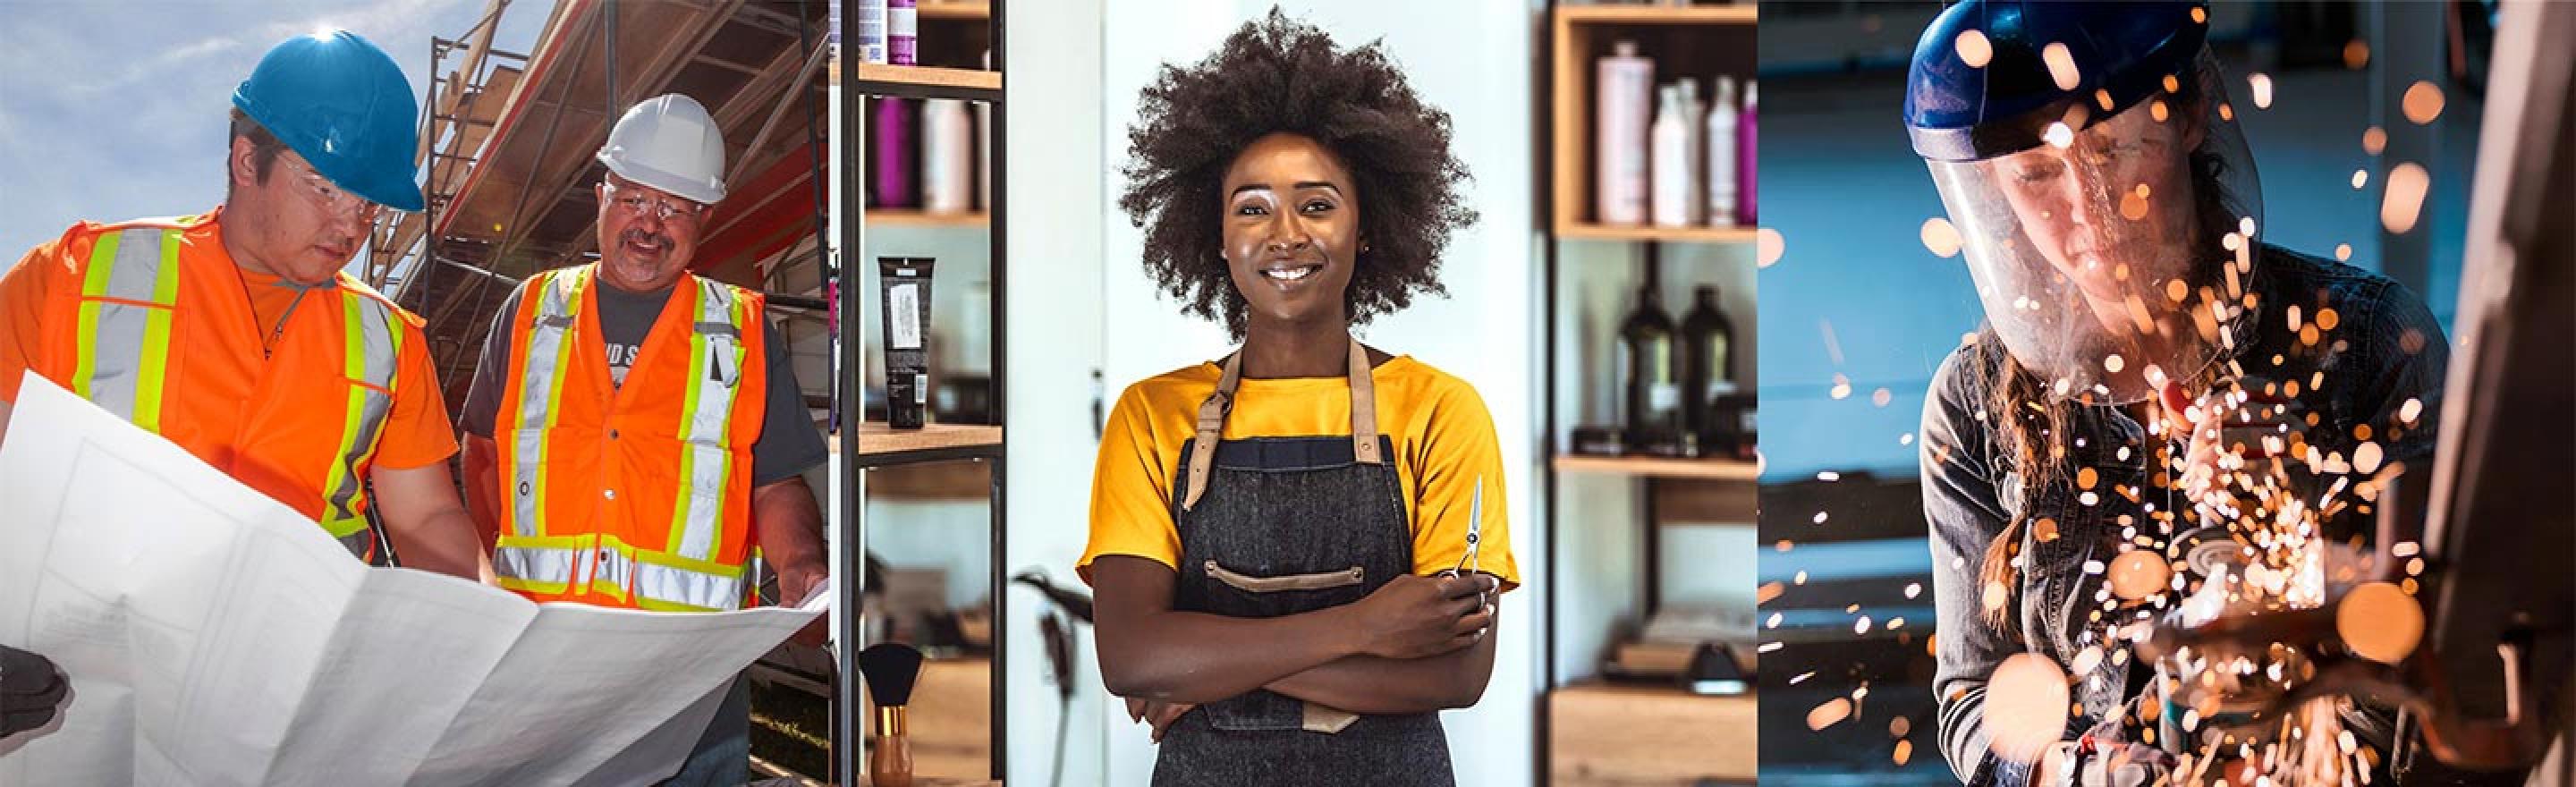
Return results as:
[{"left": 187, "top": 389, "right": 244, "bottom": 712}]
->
[{"left": 1449, "top": 477, "right": 1482, "bottom": 579}]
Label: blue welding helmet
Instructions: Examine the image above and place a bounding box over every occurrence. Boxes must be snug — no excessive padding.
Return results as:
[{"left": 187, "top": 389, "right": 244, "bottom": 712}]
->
[{"left": 1904, "top": 1, "right": 2261, "bottom": 404}]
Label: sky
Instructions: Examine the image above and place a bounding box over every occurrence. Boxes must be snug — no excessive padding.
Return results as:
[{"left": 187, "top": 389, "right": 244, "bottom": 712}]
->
[{"left": 0, "top": 0, "right": 552, "bottom": 258}]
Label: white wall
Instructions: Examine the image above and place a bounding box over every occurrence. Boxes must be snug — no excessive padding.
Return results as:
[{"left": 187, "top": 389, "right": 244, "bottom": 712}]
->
[
  {"left": 1091, "top": 3, "right": 1540, "bottom": 785},
  {"left": 1002, "top": 1, "right": 1114, "bottom": 785}
]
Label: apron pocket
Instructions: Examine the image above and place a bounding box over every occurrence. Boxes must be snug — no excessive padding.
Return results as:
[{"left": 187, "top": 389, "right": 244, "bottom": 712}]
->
[{"left": 1202, "top": 560, "right": 1365, "bottom": 593}]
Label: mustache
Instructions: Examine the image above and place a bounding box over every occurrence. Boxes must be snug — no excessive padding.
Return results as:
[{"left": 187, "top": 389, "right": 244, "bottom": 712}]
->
[{"left": 618, "top": 229, "right": 673, "bottom": 252}]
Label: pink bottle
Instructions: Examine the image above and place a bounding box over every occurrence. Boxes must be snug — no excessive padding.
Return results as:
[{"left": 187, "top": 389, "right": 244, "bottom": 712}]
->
[{"left": 1737, "top": 80, "right": 1758, "bottom": 226}]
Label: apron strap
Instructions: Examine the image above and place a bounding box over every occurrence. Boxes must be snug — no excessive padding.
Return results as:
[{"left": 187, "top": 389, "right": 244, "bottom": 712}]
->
[
  {"left": 1347, "top": 336, "right": 1382, "bottom": 464},
  {"left": 1178, "top": 338, "right": 1384, "bottom": 510},
  {"left": 1180, "top": 351, "right": 1244, "bottom": 512}
]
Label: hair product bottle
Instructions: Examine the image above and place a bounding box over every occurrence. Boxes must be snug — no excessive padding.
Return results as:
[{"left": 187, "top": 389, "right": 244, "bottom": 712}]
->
[
  {"left": 1651, "top": 83, "right": 1692, "bottom": 228},
  {"left": 1738, "top": 80, "right": 1758, "bottom": 226},
  {"left": 921, "top": 98, "right": 973, "bottom": 215},
  {"left": 887, "top": 0, "right": 918, "bottom": 65},
  {"left": 1595, "top": 41, "right": 1654, "bottom": 226},
  {"left": 1706, "top": 75, "right": 1741, "bottom": 227},
  {"left": 850, "top": 0, "right": 887, "bottom": 64},
  {"left": 1679, "top": 284, "right": 1736, "bottom": 455},
  {"left": 870, "top": 97, "right": 916, "bottom": 209},
  {"left": 1619, "top": 269, "right": 1682, "bottom": 454},
  {"left": 1677, "top": 77, "right": 1707, "bottom": 226}
]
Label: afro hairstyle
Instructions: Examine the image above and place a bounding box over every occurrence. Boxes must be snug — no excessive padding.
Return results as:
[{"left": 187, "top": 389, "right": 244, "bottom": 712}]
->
[{"left": 1118, "top": 8, "right": 1477, "bottom": 338}]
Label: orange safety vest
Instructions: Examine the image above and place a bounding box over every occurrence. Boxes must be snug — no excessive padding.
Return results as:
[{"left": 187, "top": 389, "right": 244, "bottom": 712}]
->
[
  {"left": 490, "top": 264, "right": 767, "bottom": 612},
  {"left": 26, "top": 213, "right": 411, "bottom": 547}
]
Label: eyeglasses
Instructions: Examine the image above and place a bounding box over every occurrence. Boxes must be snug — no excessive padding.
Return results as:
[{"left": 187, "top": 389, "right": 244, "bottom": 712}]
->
[
  {"left": 603, "top": 182, "right": 708, "bottom": 223},
  {"left": 280, "top": 157, "right": 385, "bottom": 224}
]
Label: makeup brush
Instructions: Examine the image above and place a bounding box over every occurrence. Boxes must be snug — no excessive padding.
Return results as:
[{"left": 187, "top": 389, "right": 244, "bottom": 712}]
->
[{"left": 858, "top": 643, "right": 925, "bottom": 787}]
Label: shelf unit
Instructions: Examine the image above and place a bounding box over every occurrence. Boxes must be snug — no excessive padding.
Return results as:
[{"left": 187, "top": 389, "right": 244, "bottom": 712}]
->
[
  {"left": 1538, "top": 4, "right": 1759, "bottom": 784},
  {"left": 864, "top": 209, "right": 991, "bottom": 228},
  {"left": 1553, "top": 453, "right": 1760, "bottom": 481},
  {"left": 837, "top": 1, "right": 1010, "bottom": 783}
]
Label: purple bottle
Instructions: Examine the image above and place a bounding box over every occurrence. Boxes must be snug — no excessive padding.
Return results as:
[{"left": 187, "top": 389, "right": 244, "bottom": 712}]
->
[
  {"left": 1737, "top": 80, "right": 1758, "bottom": 226},
  {"left": 872, "top": 97, "right": 916, "bottom": 209},
  {"left": 888, "top": 0, "right": 918, "bottom": 66}
]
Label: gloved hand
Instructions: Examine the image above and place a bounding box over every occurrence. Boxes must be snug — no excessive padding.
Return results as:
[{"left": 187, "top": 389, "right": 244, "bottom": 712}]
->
[{"left": 1, "top": 645, "right": 68, "bottom": 737}]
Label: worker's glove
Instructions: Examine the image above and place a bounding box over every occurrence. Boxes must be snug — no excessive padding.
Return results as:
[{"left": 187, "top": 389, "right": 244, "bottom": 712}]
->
[{"left": 1, "top": 645, "right": 68, "bottom": 737}]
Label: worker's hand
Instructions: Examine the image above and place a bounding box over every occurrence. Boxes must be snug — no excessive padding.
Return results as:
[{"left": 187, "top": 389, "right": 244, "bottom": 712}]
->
[
  {"left": 2036, "top": 740, "right": 2174, "bottom": 787},
  {"left": 1, "top": 645, "right": 69, "bottom": 739},
  {"left": 1124, "top": 697, "right": 1196, "bottom": 743},
  {"left": 2162, "top": 380, "right": 2310, "bottom": 524},
  {"left": 775, "top": 563, "right": 830, "bottom": 647},
  {"left": 1349, "top": 572, "right": 1496, "bottom": 660}
]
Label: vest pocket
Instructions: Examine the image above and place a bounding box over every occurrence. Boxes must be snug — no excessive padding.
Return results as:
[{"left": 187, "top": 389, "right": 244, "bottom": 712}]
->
[{"left": 1201, "top": 560, "right": 1364, "bottom": 593}]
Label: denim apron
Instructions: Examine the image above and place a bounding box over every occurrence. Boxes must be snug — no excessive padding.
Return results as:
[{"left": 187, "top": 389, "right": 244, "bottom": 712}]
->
[{"left": 1149, "top": 338, "right": 1455, "bottom": 787}]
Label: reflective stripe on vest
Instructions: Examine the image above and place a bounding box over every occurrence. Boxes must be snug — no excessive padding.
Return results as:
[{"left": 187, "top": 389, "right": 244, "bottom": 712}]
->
[
  {"left": 493, "top": 268, "right": 756, "bottom": 611},
  {"left": 318, "top": 292, "right": 402, "bottom": 537},
  {"left": 72, "top": 228, "right": 182, "bottom": 430},
  {"left": 494, "top": 533, "right": 749, "bottom": 612},
  {"left": 507, "top": 268, "right": 585, "bottom": 538},
  {"left": 670, "top": 277, "right": 744, "bottom": 563}
]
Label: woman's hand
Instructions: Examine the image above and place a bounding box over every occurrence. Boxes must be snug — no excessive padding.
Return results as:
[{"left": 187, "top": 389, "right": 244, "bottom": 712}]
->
[
  {"left": 2038, "top": 740, "right": 2176, "bottom": 787},
  {"left": 1347, "top": 572, "right": 1495, "bottom": 659},
  {"left": 1125, "top": 697, "right": 1196, "bottom": 743},
  {"left": 2161, "top": 379, "right": 2311, "bottom": 524}
]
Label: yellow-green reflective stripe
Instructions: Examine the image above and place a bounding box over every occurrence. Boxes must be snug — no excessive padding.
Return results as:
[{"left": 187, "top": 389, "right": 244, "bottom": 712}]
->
[
  {"left": 494, "top": 576, "right": 571, "bottom": 597},
  {"left": 320, "top": 292, "right": 400, "bottom": 529},
  {"left": 670, "top": 296, "right": 711, "bottom": 551},
  {"left": 318, "top": 512, "right": 369, "bottom": 538},
  {"left": 71, "top": 232, "right": 120, "bottom": 399},
  {"left": 130, "top": 234, "right": 180, "bottom": 431},
  {"left": 672, "top": 280, "right": 744, "bottom": 562},
  {"left": 508, "top": 269, "right": 580, "bottom": 538}
]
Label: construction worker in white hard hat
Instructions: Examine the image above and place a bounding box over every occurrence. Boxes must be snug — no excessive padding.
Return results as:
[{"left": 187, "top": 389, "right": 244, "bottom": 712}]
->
[{"left": 456, "top": 93, "right": 830, "bottom": 786}]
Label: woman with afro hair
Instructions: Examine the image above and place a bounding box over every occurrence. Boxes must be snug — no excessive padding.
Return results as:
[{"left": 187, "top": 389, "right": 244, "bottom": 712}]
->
[{"left": 1074, "top": 9, "right": 1516, "bottom": 785}]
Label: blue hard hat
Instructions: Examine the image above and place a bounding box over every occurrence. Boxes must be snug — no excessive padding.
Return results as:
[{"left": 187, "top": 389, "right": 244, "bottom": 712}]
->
[
  {"left": 1904, "top": 1, "right": 2209, "bottom": 162},
  {"left": 232, "top": 30, "right": 425, "bottom": 212}
]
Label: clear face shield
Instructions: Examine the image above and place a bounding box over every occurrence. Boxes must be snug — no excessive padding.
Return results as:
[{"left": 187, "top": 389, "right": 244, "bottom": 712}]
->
[{"left": 1928, "top": 53, "right": 2262, "bottom": 404}]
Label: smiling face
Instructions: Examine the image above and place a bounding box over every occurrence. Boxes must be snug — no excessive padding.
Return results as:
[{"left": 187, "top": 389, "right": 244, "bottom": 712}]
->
[
  {"left": 594, "top": 173, "right": 708, "bottom": 292},
  {"left": 1219, "top": 132, "right": 1364, "bottom": 332},
  {"left": 224, "top": 140, "right": 381, "bottom": 284}
]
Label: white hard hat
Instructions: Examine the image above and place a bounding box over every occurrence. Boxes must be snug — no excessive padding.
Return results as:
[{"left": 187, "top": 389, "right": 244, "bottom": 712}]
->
[{"left": 597, "top": 94, "right": 727, "bottom": 205}]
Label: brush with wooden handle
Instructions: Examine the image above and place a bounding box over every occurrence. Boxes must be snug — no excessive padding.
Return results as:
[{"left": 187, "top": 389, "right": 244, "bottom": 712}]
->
[{"left": 858, "top": 643, "right": 925, "bottom": 787}]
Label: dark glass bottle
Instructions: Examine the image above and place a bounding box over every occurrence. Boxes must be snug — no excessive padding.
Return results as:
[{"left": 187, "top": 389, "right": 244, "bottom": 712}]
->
[
  {"left": 1619, "top": 281, "right": 1682, "bottom": 454},
  {"left": 1679, "top": 285, "right": 1735, "bottom": 455}
]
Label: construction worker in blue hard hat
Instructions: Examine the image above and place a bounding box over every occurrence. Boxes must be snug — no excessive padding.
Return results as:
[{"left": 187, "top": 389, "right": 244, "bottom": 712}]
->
[
  {"left": 0, "top": 30, "right": 487, "bottom": 741},
  {"left": 1906, "top": 3, "right": 2453, "bottom": 786}
]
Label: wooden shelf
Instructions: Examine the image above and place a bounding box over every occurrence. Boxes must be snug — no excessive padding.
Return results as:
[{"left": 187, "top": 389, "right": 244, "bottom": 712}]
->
[
  {"left": 864, "top": 209, "right": 990, "bottom": 228},
  {"left": 916, "top": 0, "right": 992, "bottom": 21},
  {"left": 1556, "top": 222, "right": 1759, "bottom": 243},
  {"left": 1555, "top": 453, "right": 1760, "bottom": 481},
  {"left": 1557, "top": 4, "right": 1758, "bottom": 26},
  {"left": 1549, "top": 681, "right": 1757, "bottom": 784},
  {"left": 850, "top": 63, "right": 1002, "bottom": 102},
  {"left": 849, "top": 421, "right": 1002, "bottom": 464},
  {"left": 1548, "top": 4, "right": 1758, "bottom": 241}
]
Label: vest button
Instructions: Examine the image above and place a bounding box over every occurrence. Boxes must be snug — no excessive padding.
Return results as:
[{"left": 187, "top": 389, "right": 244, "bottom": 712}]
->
[
  {"left": 605, "top": 488, "right": 617, "bottom": 500},
  {"left": 610, "top": 429, "right": 619, "bottom": 439}
]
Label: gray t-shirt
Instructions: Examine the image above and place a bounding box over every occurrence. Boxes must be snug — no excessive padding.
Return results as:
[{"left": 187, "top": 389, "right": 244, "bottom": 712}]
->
[{"left": 461, "top": 277, "right": 826, "bottom": 487}]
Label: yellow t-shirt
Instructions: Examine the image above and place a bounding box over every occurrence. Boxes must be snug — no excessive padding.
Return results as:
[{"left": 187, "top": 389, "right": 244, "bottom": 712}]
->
[{"left": 1078, "top": 355, "right": 1520, "bottom": 592}]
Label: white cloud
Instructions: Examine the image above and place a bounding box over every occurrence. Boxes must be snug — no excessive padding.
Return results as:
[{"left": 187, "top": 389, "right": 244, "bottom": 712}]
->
[{"left": 0, "top": 0, "right": 527, "bottom": 254}]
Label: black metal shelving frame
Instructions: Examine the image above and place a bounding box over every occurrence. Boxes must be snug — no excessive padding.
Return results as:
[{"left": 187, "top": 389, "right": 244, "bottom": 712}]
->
[{"left": 835, "top": 2, "right": 1011, "bottom": 782}]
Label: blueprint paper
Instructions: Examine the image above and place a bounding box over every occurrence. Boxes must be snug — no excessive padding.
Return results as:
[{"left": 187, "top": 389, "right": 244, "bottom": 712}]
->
[{"left": 0, "top": 377, "right": 826, "bottom": 786}]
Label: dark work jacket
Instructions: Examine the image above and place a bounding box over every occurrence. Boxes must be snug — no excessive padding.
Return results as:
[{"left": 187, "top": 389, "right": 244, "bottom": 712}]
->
[{"left": 1921, "top": 246, "right": 2451, "bottom": 786}]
